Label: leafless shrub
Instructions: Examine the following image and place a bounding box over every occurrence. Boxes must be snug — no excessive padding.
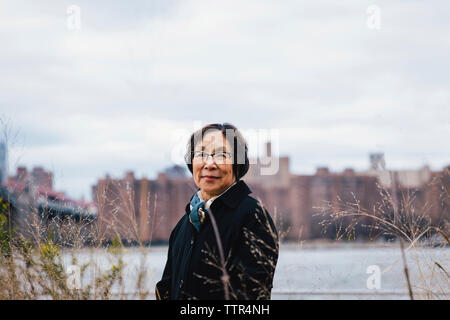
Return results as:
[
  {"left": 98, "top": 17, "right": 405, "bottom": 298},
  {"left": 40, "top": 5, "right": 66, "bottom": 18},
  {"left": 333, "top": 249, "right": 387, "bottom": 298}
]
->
[
  {"left": 314, "top": 169, "right": 449, "bottom": 300},
  {"left": 0, "top": 185, "right": 158, "bottom": 299}
]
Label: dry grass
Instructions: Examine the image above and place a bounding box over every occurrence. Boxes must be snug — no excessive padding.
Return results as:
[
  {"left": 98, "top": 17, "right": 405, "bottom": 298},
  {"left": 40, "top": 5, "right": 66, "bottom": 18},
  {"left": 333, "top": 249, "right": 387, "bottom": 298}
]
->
[
  {"left": 0, "top": 178, "right": 157, "bottom": 300},
  {"left": 314, "top": 169, "right": 449, "bottom": 300}
]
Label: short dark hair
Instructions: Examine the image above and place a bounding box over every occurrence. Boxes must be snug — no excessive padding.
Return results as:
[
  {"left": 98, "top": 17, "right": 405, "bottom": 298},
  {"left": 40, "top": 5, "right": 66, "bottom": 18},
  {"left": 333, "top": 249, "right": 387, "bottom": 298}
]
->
[{"left": 184, "top": 123, "right": 249, "bottom": 181}]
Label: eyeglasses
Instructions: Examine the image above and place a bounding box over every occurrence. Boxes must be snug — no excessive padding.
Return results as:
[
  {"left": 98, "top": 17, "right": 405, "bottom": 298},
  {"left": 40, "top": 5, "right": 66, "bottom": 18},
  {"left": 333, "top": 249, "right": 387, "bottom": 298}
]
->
[{"left": 192, "top": 151, "right": 233, "bottom": 164}]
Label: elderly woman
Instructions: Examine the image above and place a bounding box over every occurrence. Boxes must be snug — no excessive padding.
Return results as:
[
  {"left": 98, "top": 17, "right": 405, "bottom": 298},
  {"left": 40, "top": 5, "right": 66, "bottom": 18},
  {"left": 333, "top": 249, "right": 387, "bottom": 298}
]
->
[{"left": 156, "top": 123, "right": 279, "bottom": 300}]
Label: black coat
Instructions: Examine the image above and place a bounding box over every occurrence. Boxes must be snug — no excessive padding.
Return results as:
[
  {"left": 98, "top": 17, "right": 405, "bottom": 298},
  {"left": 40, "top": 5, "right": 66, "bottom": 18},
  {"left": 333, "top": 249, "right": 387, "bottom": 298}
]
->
[{"left": 155, "top": 179, "right": 279, "bottom": 300}]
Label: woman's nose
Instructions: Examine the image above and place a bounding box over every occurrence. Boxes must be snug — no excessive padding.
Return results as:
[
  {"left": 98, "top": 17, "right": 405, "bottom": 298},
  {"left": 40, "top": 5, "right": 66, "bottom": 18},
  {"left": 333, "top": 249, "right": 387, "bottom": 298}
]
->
[{"left": 204, "top": 155, "right": 216, "bottom": 167}]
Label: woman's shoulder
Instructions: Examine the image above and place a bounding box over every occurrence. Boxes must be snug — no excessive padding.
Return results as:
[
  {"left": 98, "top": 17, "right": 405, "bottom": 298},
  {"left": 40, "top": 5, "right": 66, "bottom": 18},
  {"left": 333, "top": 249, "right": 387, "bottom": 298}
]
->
[
  {"left": 238, "top": 194, "right": 262, "bottom": 210},
  {"left": 236, "top": 194, "right": 273, "bottom": 223},
  {"left": 234, "top": 195, "right": 279, "bottom": 246}
]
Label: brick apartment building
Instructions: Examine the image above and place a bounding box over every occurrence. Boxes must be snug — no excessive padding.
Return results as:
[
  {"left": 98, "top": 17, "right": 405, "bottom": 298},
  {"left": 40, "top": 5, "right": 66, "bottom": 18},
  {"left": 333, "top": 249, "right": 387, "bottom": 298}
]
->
[{"left": 92, "top": 170, "right": 197, "bottom": 244}]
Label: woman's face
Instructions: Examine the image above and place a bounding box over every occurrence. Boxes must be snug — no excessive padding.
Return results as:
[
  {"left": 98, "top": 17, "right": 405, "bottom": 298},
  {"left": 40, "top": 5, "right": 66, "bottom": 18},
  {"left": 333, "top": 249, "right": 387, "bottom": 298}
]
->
[{"left": 192, "top": 130, "right": 235, "bottom": 201}]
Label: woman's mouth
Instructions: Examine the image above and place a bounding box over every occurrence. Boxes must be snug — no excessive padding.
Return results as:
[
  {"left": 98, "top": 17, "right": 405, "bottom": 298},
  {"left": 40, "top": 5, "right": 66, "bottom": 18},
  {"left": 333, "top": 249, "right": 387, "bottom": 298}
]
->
[{"left": 202, "top": 175, "right": 220, "bottom": 182}]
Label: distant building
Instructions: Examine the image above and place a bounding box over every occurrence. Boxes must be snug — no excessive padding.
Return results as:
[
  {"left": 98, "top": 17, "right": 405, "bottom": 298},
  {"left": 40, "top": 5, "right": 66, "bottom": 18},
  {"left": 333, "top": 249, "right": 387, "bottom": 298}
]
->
[
  {"left": 369, "top": 152, "right": 386, "bottom": 171},
  {"left": 92, "top": 171, "right": 195, "bottom": 244},
  {"left": 30, "top": 166, "right": 53, "bottom": 190},
  {"left": 7, "top": 166, "right": 54, "bottom": 195},
  {"left": 248, "top": 166, "right": 379, "bottom": 240},
  {"left": 366, "top": 166, "right": 432, "bottom": 189},
  {"left": 246, "top": 142, "right": 290, "bottom": 187},
  {"left": 163, "top": 164, "right": 189, "bottom": 178},
  {"left": 0, "top": 141, "right": 7, "bottom": 184},
  {"left": 364, "top": 153, "right": 432, "bottom": 189},
  {"left": 4, "top": 165, "right": 96, "bottom": 246}
]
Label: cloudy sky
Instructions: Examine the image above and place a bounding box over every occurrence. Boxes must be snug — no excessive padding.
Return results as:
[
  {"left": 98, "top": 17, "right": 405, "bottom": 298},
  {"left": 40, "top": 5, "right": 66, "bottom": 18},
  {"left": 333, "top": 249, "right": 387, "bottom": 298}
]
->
[{"left": 1, "top": 0, "right": 449, "bottom": 200}]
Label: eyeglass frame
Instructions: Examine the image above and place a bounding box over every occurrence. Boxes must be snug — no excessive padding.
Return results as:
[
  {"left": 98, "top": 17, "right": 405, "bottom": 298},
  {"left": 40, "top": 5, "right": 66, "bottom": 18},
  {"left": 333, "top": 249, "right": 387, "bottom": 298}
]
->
[{"left": 191, "top": 150, "right": 233, "bottom": 164}]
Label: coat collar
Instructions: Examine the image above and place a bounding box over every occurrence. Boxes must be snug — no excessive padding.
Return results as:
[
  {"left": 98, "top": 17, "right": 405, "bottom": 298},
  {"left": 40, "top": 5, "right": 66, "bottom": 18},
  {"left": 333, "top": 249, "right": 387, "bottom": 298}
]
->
[{"left": 185, "top": 180, "right": 252, "bottom": 214}]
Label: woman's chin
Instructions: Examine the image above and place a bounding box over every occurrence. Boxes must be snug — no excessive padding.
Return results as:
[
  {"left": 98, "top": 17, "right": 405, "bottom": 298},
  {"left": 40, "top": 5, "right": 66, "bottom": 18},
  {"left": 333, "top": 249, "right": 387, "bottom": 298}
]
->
[
  {"left": 201, "top": 185, "right": 217, "bottom": 192},
  {"left": 200, "top": 179, "right": 218, "bottom": 186},
  {"left": 200, "top": 184, "right": 223, "bottom": 195}
]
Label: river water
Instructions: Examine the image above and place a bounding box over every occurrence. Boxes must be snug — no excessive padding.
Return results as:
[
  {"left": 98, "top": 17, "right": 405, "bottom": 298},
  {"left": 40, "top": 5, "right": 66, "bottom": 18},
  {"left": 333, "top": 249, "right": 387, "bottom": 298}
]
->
[{"left": 60, "top": 243, "right": 449, "bottom": 300}]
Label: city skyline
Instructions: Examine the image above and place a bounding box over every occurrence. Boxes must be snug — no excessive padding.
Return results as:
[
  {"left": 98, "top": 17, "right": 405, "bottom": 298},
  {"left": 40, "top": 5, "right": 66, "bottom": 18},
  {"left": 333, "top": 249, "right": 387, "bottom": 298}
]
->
[{"left": 2, "top": 147, "right": 447, "bottom": 202}]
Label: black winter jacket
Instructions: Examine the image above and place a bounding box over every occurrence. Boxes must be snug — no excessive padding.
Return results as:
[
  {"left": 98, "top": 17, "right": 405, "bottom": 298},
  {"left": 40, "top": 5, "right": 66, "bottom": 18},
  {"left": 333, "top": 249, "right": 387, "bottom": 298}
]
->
[{"left": 155, "top": 179, "right": 279, "bottom": 300}]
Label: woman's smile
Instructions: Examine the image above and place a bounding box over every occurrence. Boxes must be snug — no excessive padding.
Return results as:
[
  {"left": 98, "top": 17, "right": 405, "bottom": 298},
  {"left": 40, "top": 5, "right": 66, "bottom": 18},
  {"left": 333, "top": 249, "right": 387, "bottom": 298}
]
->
[{"left": 202, "top": 175, "right": 221, "bottom": 182}]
